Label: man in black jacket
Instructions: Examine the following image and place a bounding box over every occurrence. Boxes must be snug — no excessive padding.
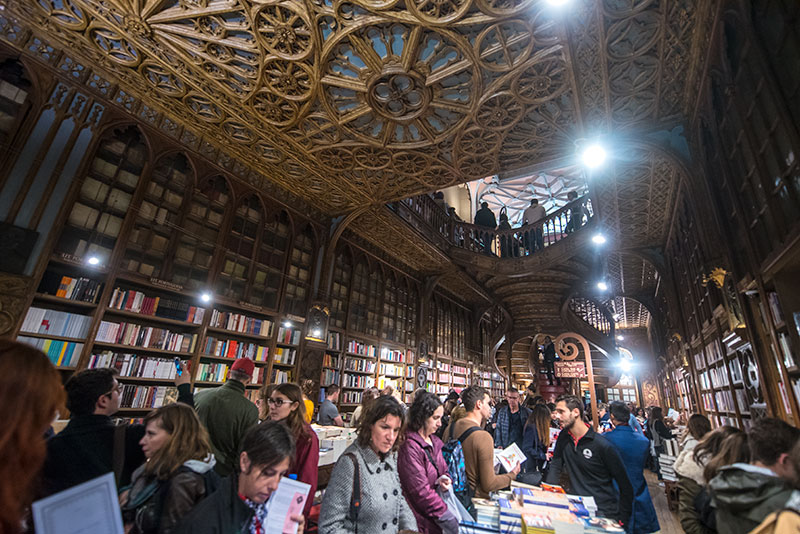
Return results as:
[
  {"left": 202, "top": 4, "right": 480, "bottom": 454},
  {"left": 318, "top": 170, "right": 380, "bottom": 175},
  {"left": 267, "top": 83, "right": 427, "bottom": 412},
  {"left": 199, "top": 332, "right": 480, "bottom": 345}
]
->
[
  {"left": 544, "top": 394, "right": 634, "bottom": 527},
  {"left": 40, "top": 366, "right": 193, "bottom": 496}
]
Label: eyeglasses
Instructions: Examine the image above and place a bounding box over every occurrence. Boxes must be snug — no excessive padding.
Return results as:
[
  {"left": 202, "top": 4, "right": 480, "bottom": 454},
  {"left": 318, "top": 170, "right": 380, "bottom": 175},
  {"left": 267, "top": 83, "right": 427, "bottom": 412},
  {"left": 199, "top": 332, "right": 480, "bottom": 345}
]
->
[
  {"left": 267, "top": 398, "right": 293, "bottom": 407},
  {"left": 104, "top": 384, "right": 122, "bottom": 397}
]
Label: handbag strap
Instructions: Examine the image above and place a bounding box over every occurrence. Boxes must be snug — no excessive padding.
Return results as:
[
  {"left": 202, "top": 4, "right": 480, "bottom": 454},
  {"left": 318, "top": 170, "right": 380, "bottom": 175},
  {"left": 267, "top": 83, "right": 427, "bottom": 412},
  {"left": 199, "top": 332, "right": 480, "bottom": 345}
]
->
[
  {"left": 423, "top": 446, "right": 441, "bottom": 478},
  {"left": 345, "top": 453, "right": 361, "bottom": 534},
  {"left": 113, "top": 424, "right": 127, "bottom": 487}
]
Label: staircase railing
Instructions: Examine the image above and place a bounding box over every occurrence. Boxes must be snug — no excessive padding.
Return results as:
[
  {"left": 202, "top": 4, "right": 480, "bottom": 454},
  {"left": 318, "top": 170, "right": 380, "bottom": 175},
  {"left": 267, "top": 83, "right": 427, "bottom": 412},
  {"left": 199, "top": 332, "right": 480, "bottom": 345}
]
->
[
  {"left": 390, "top": 193, "right": 594, "bottom": 258},
  {"left": 567, "top": 297, "right": 614, "bottom": 336}
]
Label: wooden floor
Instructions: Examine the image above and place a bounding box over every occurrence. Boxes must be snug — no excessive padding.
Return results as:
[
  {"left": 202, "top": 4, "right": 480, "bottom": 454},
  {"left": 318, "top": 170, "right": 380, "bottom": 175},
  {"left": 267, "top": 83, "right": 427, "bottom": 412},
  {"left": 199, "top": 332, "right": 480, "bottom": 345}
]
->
[{"left": 645, "top": 471, "right": 683, "bottom": 534}]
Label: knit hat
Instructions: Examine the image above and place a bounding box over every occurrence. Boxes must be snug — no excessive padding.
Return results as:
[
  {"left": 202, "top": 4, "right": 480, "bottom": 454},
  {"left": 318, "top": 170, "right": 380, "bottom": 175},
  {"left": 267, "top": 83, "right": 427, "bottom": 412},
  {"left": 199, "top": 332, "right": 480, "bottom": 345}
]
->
[{"left": 231, "top": 358, "right": 255, "bottom": 377}]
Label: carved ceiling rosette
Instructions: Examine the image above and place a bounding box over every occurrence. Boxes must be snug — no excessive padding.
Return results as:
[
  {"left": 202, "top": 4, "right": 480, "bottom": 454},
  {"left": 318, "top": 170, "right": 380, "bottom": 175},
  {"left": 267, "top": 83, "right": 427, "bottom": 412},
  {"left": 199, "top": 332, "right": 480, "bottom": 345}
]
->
[{"left": 319, "top": 22, "right": 480, "bottom": 149}]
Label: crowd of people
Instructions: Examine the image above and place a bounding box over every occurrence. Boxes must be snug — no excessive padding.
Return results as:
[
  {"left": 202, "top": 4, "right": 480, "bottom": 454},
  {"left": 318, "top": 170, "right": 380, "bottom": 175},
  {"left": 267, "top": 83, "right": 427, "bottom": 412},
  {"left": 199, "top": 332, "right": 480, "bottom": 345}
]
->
[{"left": 3, "top": 337, "right": 800, "bottom": 534}]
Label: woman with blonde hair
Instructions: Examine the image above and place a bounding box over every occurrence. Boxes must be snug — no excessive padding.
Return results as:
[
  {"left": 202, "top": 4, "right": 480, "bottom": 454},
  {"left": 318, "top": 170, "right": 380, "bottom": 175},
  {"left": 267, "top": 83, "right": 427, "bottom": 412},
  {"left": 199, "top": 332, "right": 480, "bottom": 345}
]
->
[
  {"left": 300, "top": 379, "right": 316, "bottom": 424},
  {"left": 0, "top": 340, "right": 64, "bottom": 534},
  {"left": 120, "top": 403, "right": 216, "bottom": 534},
  {"left": 266, "top": 383, "right": 319, "bottom": 518}
]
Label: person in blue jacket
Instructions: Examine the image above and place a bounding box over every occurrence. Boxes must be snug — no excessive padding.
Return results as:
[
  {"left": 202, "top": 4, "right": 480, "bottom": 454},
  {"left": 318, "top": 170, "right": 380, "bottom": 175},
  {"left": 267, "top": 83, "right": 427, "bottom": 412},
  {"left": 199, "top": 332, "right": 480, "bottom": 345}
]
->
[{"left": 604, "top": 401, "right": 660, "bottom": 534}]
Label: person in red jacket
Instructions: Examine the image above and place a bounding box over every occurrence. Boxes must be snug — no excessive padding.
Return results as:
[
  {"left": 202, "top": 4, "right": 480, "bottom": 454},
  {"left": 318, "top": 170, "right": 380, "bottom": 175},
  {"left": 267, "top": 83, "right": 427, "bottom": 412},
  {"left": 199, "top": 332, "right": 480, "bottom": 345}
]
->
[
  {"left": 398, "top": 391, "right": 459, "bottom": 534},
  {"left": 267, "top": 383, "right": 319, "bottom": 518}
]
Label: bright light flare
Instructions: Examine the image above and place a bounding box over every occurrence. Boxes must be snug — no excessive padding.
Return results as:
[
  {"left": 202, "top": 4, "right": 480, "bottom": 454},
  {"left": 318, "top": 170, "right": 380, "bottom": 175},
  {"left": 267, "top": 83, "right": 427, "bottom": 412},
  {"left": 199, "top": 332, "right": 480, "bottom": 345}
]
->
[{"left": 582, "top": 144, "right": 607, "bottom": 168}]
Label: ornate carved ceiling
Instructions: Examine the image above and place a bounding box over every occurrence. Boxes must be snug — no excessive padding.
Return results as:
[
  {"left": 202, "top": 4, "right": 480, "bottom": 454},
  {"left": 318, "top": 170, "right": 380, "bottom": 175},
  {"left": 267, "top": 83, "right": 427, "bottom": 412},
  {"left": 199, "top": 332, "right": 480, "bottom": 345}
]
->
[{"left": 4, "top": 0, "right": 711, "bottom": 217}]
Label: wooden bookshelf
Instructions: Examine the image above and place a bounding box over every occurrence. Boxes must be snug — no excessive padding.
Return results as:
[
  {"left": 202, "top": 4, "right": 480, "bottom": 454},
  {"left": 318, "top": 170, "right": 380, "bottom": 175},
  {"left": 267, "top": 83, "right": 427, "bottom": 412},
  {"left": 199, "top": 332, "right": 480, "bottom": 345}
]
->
[{"left": 10, "top": 124, "right": 486, "bottom": 418}]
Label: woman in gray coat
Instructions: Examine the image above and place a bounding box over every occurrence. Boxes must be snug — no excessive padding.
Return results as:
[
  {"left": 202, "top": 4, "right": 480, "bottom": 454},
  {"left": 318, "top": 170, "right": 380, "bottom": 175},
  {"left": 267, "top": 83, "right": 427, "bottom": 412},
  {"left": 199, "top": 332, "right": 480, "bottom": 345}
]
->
[{"left": 319, "top": 396, "right": 418, "bottom": 534}]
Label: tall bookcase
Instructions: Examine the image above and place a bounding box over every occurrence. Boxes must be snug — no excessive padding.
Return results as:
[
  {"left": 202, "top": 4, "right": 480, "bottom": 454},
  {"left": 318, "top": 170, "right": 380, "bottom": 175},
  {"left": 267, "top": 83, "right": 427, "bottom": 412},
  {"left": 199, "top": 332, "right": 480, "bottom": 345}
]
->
[{"left": 14, "top": 127, "right": 312, "bottom": 415}]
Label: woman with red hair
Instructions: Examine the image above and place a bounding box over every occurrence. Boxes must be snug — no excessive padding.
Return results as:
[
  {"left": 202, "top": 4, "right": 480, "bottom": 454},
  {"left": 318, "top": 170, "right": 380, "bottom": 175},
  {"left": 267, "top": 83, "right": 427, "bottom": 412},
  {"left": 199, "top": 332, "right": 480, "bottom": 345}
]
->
[{"left": 0, "top": 340, "right": 65, "bottom": 533}]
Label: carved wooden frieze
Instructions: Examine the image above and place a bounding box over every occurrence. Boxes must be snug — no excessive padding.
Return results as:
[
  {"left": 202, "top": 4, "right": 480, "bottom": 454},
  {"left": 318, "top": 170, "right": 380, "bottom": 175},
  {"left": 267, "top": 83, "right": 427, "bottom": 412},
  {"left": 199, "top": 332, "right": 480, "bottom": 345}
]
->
[{"left": 1, "top": 0, "right": 711, "bottom": 216}]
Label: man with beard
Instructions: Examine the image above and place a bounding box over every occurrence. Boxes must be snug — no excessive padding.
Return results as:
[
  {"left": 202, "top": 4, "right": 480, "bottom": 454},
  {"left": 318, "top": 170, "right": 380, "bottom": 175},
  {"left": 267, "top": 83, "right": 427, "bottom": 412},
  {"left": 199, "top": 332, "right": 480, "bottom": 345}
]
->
[{"left": 544, "top": 394, "right": 634, "bottom": 528}]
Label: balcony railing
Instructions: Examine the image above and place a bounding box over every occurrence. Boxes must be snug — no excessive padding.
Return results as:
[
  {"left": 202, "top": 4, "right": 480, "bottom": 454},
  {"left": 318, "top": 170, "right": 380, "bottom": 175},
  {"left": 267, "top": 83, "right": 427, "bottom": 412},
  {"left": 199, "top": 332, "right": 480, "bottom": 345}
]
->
[
  {"left": 451, "top": 195, "right": 593, "bottom": 257},
  {"left": 390, "top": 193, "right": 593, "bottom": 258},
  {"left": 568, "top": 297, "right": 613, "bottom": 336}
]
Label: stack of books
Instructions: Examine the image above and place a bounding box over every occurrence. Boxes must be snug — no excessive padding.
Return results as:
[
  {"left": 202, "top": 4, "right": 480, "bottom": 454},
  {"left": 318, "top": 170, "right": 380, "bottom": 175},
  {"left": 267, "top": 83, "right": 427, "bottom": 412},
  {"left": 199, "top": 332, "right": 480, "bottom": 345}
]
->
[{"left": 462, "top": 483, "right": 621, "bottom": 534}]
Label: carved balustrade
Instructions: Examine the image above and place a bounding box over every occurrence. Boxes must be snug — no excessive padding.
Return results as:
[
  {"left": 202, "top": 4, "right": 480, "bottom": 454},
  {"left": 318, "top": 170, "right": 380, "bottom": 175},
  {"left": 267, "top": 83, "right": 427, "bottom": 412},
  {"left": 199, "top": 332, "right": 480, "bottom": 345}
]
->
[{"left": 567, "top": 296, "right": 613, "bottom": 336}]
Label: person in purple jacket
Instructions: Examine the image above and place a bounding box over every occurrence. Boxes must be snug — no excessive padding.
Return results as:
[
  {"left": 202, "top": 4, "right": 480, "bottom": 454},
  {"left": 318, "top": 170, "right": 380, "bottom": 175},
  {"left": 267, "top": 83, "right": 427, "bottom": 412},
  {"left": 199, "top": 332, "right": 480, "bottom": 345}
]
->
[{"left": 398, "top": 392, "right": 459, "bottom": 534}]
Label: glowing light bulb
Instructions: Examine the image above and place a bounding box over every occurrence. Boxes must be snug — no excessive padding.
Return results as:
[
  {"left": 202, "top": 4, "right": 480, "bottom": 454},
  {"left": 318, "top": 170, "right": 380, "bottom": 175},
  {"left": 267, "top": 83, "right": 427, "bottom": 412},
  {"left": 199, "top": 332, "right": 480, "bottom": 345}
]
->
[
  {"left": 200, "top": 292, "right": 212, "bottom": 303},
  {"left": 597, "top": 281, "right": 608, "bottom": 291},
  {"left": 582, "top": 144, "right": 607, "bottom": 168},
  {"left": 592, "top": 233, "right": 607, "bottom": 245},
  {"left": 87, "top": 256, "right": 100, "bottom": 266}
]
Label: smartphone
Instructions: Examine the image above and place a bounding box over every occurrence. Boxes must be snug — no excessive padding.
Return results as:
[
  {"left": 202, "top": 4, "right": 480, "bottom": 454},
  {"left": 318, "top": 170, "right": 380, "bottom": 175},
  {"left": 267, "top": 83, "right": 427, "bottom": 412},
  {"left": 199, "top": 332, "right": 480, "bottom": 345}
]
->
[{"left": 174, "top": 357, "right": 182, "bottom": 376}]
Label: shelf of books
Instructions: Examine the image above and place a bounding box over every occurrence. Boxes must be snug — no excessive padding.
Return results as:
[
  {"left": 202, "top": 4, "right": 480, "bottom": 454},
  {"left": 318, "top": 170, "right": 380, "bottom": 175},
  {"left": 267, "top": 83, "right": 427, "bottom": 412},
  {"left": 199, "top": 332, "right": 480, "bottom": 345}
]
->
[
  {"left": 272, "top": 321, "right": 302, "bottom": 385},
  {"left": 341, "top": 337, "right": 377, "bottom": 410},
  {"left": 433, "top": 354, "right": 452, "bottom": 396},
  {"left": 764, "top": 290, "right": 800, "bottom": 417},
  {"left": 491, "top": 370, "right": 506, "bottom": 399},
  {"left": 452, "top": 359, "right": 468, "bottom": 393},
  {"left": 478, "top": 368, "right": 492, "bottom": 390},
  {"left": 201, "top": 306, "right": 274, "bottom": 392},
  {"left": 694, "top": 336, "right": 751, "bottom": 429},
  {"left": 377, "top": 343, "right": 406, "bottom": 399},
  {"left": 95, "top": 282, "right": 206, "bottom": 411},
  {"left": 321, "top": 331, "right": 343, "bottom": 402},
  {"left": 404, "top": 350, "right": 416, "bottom": 401}
]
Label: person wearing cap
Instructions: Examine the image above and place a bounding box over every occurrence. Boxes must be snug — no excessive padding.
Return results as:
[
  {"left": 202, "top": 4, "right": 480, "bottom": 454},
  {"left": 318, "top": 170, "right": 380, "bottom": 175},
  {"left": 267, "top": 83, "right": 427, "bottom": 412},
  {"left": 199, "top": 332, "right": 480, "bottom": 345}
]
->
[{"left": 194, "top": 358, "right": 259, "bottom": 476}]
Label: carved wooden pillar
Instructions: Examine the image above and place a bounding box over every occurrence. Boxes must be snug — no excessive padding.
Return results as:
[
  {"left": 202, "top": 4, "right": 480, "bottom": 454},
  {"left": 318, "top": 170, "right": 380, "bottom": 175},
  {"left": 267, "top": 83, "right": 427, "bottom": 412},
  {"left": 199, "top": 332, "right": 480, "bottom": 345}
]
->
[{"left": 0, "top": 273, "right": 31, "bottom": 338}]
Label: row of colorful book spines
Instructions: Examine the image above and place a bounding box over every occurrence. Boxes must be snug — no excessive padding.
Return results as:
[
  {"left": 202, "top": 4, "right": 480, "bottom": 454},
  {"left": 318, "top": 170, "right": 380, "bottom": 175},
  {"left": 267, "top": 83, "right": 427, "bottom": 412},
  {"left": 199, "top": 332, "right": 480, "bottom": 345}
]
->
[
  {"left": 344, "top": 375, "right": 375, "bottom": 388},
  {"left": 379, "top": 364, "right": 404, "bottom": 375},
  {"left": 209, "top": 310, "right": 273, "bottom": 337},
  {"left": 95, "top": 321, "right": 197, "bottom": 352},
  {"left": 21, "top": 307, "right": 92, "bottom": 338},
  {"left": 341, "top": 391, "right": 362, "bottom": 404},
  {"left": 17, "top": 336, "right": 83, "bottom": 367},
  {"left": 109, "top": 288, "right": 205, "bottom": 323},
  {"left": 344, "top": 361, "right": 376, "bottom": 373},
  {"left": 321, "top": 370, "right": 340, "bottom": 384},
  {"left": 54, "top": 276, "right": 102, "bottom": 302},
  {"left": 87, "top": 352, "right": 181, "bottom": 379},
  {"left": 203, "top": 338, "right": 269, "bottom": 361},
  {"left": 346, "top": 341, "right": 377, "bottom": 357},
  {"left": 276, "top": 327, "right": 301, "bottom": 345},
  {"left": 196, "top": 363, "right": 266, "bottom": 384},
  {"left": 271, "top": 369, "right": 292, "bottom": 384},
  {"left": 381, "top": 351, "right": 405, "bottom": 362},
  {"left": 119, "top": 385, "right": 176, "bottom": 409},
  {"left": 327, "top": 332, "right": 341, "bottom": 350}
]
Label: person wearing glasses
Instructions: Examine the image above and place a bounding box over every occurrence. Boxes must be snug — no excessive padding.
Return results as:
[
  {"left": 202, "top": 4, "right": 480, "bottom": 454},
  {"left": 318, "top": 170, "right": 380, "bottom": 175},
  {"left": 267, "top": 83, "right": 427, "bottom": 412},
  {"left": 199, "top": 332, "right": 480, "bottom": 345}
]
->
[
  {"left": 40, "top": 367, "right": 193, "bottom": 496},
  {"left": 265, "top": 383, "right": 319, "bottom": 518}
]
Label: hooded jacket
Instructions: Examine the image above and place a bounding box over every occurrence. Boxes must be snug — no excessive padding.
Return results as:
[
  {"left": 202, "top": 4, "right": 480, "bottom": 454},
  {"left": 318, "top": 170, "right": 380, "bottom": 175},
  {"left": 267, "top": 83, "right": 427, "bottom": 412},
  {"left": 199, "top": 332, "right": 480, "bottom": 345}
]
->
[
  {"left": 750, "top": 490, "right": 800, "bottom": 534},
  {"left": 674, "top": 437, "right": 704, "bottom": 485},
  {"left": 123, "top": 455, "right": 217, "bottom": 534},
  {"left": 709, "top": 463, "right": 795, "bottom": 534}
]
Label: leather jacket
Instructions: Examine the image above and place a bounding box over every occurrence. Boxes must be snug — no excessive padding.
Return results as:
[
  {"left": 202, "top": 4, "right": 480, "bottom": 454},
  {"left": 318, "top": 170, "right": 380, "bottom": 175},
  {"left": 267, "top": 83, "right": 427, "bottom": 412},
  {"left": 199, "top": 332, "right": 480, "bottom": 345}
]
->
[{"left": 123, "top": 458, "right": 216, "bottom": 534}]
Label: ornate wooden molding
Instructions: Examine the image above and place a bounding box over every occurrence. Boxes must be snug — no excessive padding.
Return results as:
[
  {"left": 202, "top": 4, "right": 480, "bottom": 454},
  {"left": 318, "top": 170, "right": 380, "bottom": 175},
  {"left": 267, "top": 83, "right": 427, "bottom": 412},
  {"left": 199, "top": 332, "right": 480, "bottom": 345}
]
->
[{"left": 0, "top": 273, "right": 31, "bottom": 338}]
